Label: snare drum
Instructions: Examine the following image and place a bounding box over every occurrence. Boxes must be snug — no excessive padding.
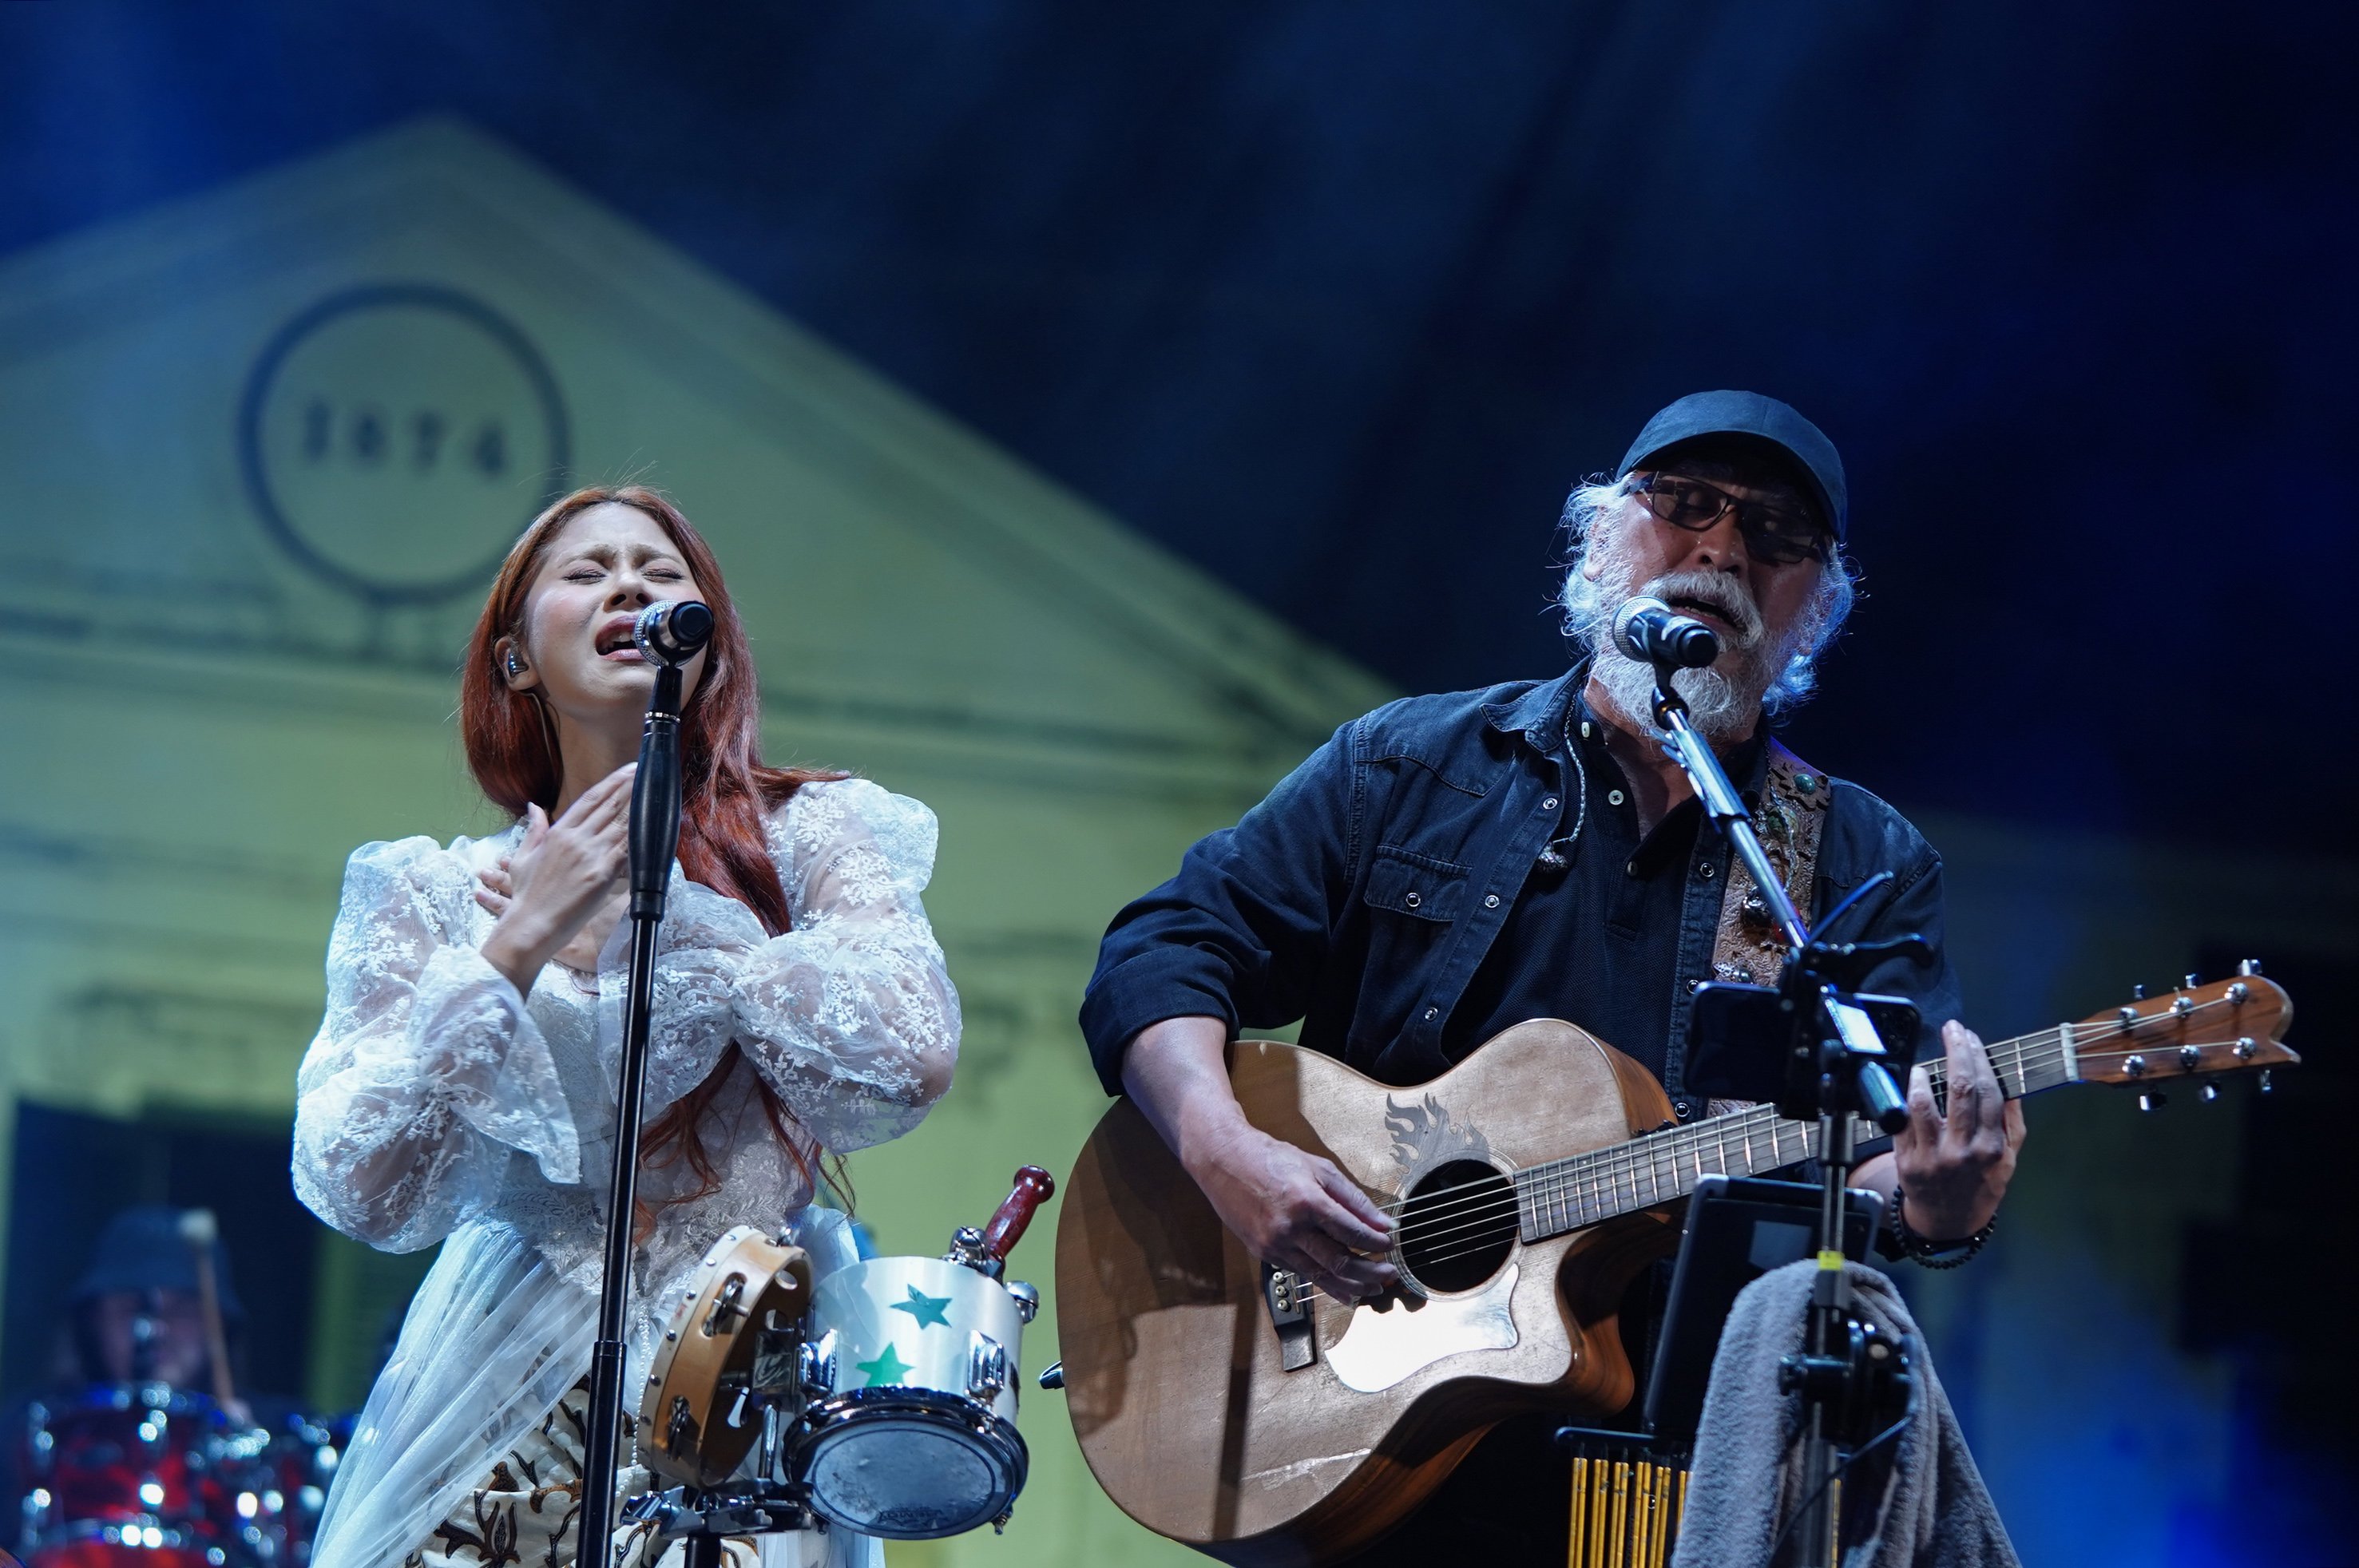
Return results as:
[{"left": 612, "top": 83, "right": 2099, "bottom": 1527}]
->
[{"left": 796, "top": 1257, "right": 1029, "bottom": 1539}]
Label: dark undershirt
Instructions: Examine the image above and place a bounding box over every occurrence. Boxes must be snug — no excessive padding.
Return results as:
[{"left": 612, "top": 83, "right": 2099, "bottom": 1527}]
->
[{"left": 1445, "top": 693, "right": 1762, "bottom": 1083}]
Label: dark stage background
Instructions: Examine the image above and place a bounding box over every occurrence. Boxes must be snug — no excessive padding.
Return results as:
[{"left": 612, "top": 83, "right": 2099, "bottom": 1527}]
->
[{"left": 2, "top": 5, "right": 2351, "bottom": 1565}]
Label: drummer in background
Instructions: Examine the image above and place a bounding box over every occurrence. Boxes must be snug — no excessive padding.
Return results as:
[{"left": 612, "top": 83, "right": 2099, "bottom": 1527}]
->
[
  {"left": 0, "top": 1205, "right": 254, "bottom": 1526},
  {"left": 291, "top": 487, "right": 961, "bottom": 1568},
  {"left": 65, "top": 1206, "right": 242, "bottom": 1391}
]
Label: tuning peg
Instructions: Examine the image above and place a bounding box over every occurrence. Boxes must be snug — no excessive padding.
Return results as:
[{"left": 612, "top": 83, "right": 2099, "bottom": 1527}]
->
[
  {"left": 2238, "top": 959, "right": 2264, "bottom": 976},
  {"left": 2182, "top": 972, "right": 2200, "bottom": 989},
  {"left": 2131, "top": 984, "right": 2147, "bottom": 1000},
  {"left": 2139, "top": 1092, "right": 2167, "bottom": 1113},
  {"left": 2200, "top": 1082, "right": 2221, "bottom": 1103}
]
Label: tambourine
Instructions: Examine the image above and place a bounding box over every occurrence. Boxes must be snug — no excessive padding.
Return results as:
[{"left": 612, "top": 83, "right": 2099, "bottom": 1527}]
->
[{"left": 638, "top": 1225, "right": 814, "bottom": 1488}]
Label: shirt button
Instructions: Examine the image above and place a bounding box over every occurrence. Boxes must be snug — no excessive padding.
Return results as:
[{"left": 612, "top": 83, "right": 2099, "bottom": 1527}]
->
[
  {"left": 1484, "top": 893, "right": 1500, "bottom": 909},
  {"left": 1626, "top": 860, "right": 1639, "bottom": 877},
  {"left": 1404, "top": 891, "right": 1421, "bottom": 909},
  {"left": 1581, "top": 721, "right": 1593, "bottom": 739},
  {"left": 1699, "top": 862, "right": 1716, "bottom": 879},
  {"left": 1425, "top": 1006, "right": 1438, "bottom": 1021},
  {"left": 1543, "top": 796, "right": 1560, "bottom": 811},
  {"left": 1687, "top": 978, "right": 1703, "bottom": 994},
  {"left": 1608, "top": 789, "right": 1625, "bottom": 806}
]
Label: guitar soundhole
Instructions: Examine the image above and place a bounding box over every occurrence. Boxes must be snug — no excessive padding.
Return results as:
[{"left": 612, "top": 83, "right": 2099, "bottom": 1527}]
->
[{"left": 1397, "top": 1158, "right": 1517, "bottom": 1294}]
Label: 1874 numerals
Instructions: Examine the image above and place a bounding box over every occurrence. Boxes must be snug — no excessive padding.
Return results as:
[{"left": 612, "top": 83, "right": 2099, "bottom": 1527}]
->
[{"left": 300, "top": 398, "right": 507, "bottom": 477}]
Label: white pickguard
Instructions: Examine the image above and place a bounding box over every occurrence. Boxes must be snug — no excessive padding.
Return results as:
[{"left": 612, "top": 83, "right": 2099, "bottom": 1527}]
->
[{"left": 1323, "top": 1264, "right": 1520, "bottom": 1394}]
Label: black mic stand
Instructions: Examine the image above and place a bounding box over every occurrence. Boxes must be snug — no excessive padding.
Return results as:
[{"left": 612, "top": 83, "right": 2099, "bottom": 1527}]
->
[
  {"left": 578, "top": 652, "right": 691, "bottom": 1568},
  {"left": 1636, "top": 658, "right": 1916, "bottom": 1568}
]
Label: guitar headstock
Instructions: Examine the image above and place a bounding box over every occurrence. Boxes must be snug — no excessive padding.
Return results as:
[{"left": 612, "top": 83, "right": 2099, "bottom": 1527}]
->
[{"left": 2072, "top": 965, "right": 2298, "bottom": 1090}]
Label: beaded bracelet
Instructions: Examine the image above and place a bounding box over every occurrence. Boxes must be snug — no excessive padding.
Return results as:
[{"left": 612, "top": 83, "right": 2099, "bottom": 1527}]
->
[{"left": 1888, "top": 1184, "right": 1995, "bottom": 1269}]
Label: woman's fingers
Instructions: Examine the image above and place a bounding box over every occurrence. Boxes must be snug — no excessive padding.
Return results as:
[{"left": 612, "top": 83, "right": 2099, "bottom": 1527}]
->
[
  {"left": 571, "top": 763, "right": 638, "bottom": 825},
  {"left": 473, "top": 888, "right": 510, "bottom": 916}
]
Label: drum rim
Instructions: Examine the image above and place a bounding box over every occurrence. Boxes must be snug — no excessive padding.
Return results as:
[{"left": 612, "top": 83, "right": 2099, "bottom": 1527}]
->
[
  {"left": 35, "top": 1382, "right": 236, "bottom": 1420},
  {"left": 796, "top": 1389, "right": 1029, "bottom": 1540}
]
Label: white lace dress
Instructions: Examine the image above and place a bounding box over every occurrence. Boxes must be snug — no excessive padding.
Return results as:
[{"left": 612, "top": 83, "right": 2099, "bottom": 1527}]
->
[{"left": 292, "top": 778, "right": 959, "bottom": 1568}]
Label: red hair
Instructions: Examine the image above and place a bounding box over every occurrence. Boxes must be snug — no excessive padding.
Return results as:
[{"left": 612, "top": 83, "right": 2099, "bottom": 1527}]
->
[{"left": 461, "top": 485, "right": 850, "bottom": 1233}]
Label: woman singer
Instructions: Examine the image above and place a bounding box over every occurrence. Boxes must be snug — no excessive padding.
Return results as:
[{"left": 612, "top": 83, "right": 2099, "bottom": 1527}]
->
[{"left": 293, "top": 487, "right": 958, "bottom": 1567}]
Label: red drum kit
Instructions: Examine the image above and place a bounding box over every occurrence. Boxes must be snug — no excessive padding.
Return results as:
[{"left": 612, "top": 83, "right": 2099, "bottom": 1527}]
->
[
  {"left": 17, "top": 1387, "right": 343, "bottom": 1567},
  {"left": 17, "top": 1170, "right": 1053, "bottom": 1564}
]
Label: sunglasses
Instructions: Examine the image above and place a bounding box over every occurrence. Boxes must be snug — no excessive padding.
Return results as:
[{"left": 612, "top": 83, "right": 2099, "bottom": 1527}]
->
[{"left": 1629, "top": 473, "right": 1832, "bottom": 566}]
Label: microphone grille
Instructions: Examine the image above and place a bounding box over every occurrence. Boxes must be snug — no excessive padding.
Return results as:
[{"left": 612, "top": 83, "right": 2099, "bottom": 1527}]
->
[{"left": 672, "top": 600, "right": 715, "bottom": 647}]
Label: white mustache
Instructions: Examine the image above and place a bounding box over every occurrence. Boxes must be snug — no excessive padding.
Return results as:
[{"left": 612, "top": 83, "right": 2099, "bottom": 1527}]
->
[{"left": 1638, "top": 570, "right": 1765, "bottom": 650}]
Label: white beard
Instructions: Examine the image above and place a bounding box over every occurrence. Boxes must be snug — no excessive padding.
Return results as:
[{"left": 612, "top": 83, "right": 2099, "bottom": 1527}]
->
[
  {"left": 1581, "top": 530, "right": 1800, "bottom": 746},
  {"left": 1588, "top": 641, "right": 1763, "bottom": 745}
]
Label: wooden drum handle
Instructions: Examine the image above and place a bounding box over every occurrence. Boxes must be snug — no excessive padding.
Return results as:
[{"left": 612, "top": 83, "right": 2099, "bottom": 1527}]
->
[{"left": 980, "top": 1165, "right": 1056, "bottom": 1263}]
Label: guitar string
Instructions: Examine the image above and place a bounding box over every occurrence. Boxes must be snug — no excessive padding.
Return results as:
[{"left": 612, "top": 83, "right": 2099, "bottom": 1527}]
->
[
  {"left": 1294, "top": 1004, "right": 2262, "bottom": 1282},
  {"left": 1350, "top": 1031, "right": 2053, "bottom": 1229},
  {"left": 1360, "top": 1044, "right": 2012, "bottom": 1246},
  {"left": 1372, "top": 1029, "right": 2226, "bottom": 1257},
  {"left": 1292, "top": 1022, "right": 2265, "bottom": 1301},
  {"left": 1347, "top": 996, "right": 2250, "bottom": 1241}
]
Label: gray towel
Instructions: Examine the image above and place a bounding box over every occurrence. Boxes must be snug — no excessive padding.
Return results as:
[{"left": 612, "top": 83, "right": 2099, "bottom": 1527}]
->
[{"left": 1668, "top": 1260, "right": 2018, "bottom": 1568}]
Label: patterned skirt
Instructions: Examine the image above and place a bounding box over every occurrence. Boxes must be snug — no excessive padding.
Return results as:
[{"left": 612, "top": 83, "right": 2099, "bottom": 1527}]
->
[{"left": 402, "top": 1382, "right": 760, "bottom": 1568}]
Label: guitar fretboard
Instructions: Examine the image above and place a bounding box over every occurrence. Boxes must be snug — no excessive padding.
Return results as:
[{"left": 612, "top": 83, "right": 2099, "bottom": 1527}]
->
[{"left": 1510, "top": 1023, "right": 2079, "bottom": 1242}]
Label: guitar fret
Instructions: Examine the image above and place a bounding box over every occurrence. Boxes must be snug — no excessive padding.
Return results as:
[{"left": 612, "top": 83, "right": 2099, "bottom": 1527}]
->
[{"left": 1509, "top": 1011, "right": 2138, "bottom": 1245}]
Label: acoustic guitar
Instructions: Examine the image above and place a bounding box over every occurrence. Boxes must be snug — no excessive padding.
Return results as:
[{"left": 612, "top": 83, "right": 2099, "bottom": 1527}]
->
[{"left": 1053, "top": 972, "right": 2298, "bottom": 1565}]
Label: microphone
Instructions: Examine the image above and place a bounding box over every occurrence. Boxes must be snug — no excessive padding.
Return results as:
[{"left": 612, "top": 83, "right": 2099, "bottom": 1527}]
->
[
  {"left": 632, "top": 600, "right": 715, "bottom": 667},
  {"left": 1612, "top": 596, "right": 1721, "bottom": 670}
]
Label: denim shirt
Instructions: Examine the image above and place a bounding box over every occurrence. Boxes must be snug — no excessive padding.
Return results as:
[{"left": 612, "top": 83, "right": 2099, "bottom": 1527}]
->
[{"left": 1080, "top": 666, "right": 1961, "bottom": 1111}]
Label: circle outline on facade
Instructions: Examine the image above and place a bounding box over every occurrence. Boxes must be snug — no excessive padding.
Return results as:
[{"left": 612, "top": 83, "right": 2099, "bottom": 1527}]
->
[{"left": 238, "top": 283, "right": 571, "bottom": 605}]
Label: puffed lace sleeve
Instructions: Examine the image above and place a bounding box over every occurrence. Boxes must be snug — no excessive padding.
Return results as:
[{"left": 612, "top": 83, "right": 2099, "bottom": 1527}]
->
[
  {"left": 731, "top": 778, "right": 960, "bottom": 1153},
  {"left": 293, "top": 837, "right": 580, "bottom": 1252}
]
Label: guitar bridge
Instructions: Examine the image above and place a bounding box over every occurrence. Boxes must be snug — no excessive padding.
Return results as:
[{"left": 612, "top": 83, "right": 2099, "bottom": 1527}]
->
[{"left": 1263, "top": 1265, "right": 1317, "bottom": 1372}]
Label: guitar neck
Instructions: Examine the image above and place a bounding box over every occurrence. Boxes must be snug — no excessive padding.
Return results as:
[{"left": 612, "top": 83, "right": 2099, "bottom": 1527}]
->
[{"left": 1511, "top": 1021, "right": 2079, "bottom": 1243}]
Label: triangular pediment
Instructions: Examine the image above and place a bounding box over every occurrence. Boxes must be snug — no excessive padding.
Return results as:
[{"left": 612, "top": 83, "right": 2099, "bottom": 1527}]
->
[{"left": 0, "top": 116, "right": 1387, "bottom": 786}]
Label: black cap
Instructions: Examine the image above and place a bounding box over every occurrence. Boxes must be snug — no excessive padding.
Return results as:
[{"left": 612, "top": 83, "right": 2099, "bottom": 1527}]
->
[
  {"left": 1617, "top": 390, "right": 1848, "bottom": 542},
  {"left": 70, "top": 1205, "right": 244, "bottom": 1321}
]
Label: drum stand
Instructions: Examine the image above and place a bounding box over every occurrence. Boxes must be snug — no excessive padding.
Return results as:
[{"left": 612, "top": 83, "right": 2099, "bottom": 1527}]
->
[
  {"left": 1635, "top": 655, "right": 1917, "bottom": 1568},
  {"left": 580, "top": 609, "right": 709, "bottom": 1568}
]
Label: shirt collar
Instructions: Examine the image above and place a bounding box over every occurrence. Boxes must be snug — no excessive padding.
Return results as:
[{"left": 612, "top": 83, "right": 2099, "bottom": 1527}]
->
[
  {"left": 1562, "top": 671, "right": 1775, "bottom": 800},
  {"left": 1481, "top": 667, "right": 1583, "bottom": 753},
  {"left": 1488, "top": 663, "right": 1779, "bottom": 794}
]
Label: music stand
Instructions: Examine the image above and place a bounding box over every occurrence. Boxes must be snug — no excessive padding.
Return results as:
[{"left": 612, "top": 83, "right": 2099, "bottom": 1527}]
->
[{"left": 1641, "top": 1177, "right": 1885, "bottom": 1444}]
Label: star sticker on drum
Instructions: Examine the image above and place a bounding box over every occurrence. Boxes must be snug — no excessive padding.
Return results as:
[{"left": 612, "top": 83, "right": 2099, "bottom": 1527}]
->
[
  {"left": 855, "top": 1343, "right": 914, "bottom": 1387},
  {"left": 890, "top": 1285, "right": 954, "bottom": 1330}
]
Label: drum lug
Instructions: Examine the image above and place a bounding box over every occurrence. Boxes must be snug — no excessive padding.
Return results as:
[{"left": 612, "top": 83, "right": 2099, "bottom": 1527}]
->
[
  {"left": 1004, "top": 1280, "right": 1040, "bottom": 1324},
  {"left": 946, "top": 1225, "right": 1002, "bottom": 1280},
  {"left": 967, "top": 1332, "right": 1009, "bottom": 1400},
  {"left": 800, "top": 1331, "right": 839, "bottom": 1396}
]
